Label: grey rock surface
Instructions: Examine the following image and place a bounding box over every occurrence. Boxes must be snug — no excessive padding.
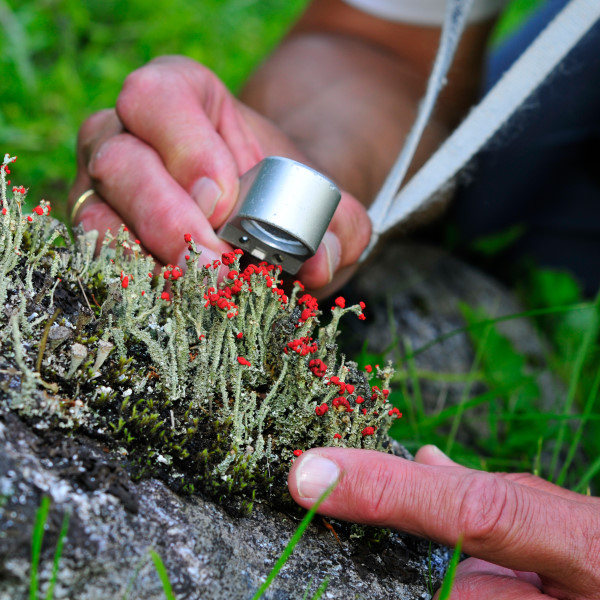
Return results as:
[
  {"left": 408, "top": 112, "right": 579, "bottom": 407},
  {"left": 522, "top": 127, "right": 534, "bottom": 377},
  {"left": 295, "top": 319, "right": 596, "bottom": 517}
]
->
[{"left": 0, "top": 411, "right": 447, "bottom": 600}]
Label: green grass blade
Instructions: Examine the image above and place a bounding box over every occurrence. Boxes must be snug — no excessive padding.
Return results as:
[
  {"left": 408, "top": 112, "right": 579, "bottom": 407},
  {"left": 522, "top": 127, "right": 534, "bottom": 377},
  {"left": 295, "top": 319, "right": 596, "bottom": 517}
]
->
[
  {"left": 557, "top": 368, "right": 600, "bottom": 486},
  {"left": 404, "top": 337, "right": 425, "bottom": 420},
  {"left": 550, "top": 292, "right": 599, "bottom": 481},
  {"left": 149, "top": 550, "right": 177, "bottom": 600},
  {"left": 300, "top": 576, "right": 314, "bottom": 600},
  {"left": 252, "top": 481, "right": 337, "bottom": 600},
  {"left": 426, "top": 541, "right": 433, "bottom": 595},
  {"left": 445, "top": 320, "right": 492, "bottom": 456},
  {"left": 310, "top": 576, "right": 330, "bottom": 600},
  {"left": 30, "top": 495, "right": 51, "bottom": 600},
  {"left": 533, "top": 437, "right": 543, "bottom": 477},
  {"left": 45, "top": 510, "right": 70, "bottom": 600},
  {"left": 436, "top": 536, "right": 463, "bottom": 600},
  {"left": 401, "top": 302, "right": 594, "bottom": 364},
  {"left": 575, "top": 454, "right": 600, "bottom": 494},
  {"left": 121, "top": 553, "right": 150, "bottom": 600}
]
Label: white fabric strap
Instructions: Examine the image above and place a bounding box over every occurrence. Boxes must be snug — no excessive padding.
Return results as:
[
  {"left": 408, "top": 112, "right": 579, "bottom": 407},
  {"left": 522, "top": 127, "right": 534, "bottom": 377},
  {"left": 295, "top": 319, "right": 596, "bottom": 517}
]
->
[
  {"left": 366, "top": 0, "right": 474, "bottom": 256},
  {"left": 368, "top": 0, "right": 600, "bottom": 249},
  {"left": 344, "top": 0, "right": 506, "bottom": 26}
]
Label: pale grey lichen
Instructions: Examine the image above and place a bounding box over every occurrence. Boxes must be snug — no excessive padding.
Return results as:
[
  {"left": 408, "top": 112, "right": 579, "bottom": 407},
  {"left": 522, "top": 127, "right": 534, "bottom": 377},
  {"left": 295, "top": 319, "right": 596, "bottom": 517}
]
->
[{"left": 0, "top": 153, "right": 401, "bottom": 508}]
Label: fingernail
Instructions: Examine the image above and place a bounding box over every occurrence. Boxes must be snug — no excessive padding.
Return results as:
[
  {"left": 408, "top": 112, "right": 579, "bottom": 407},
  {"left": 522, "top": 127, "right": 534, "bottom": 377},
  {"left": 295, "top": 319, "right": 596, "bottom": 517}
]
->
[
  {"left": 191, "top": 177, "right": 222, "bottom": 218},
  {"left": 428, "top": 445, "right": 448, "bottom": 457},
  {"left": 296, "top": 454, "right": 340, "bottom": 499},
  {"left": 322, "top": 232, "right": 341, "bottom": 283},
  {"left": 423, "top": 444, "right": 458, "bottom": 466}
]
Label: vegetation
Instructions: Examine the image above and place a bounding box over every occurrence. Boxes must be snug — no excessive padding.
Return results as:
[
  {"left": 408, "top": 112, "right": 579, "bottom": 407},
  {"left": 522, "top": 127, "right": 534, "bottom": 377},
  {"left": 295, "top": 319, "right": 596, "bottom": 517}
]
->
[
  {"left": 1, "top": 154, "right": 398, "bottom": 510},
  {"left": 0, "top": 0, "right": 306, "bottom": 221},
  {"left": 1, "top": 0, "right": 598, "bottom": 596}
]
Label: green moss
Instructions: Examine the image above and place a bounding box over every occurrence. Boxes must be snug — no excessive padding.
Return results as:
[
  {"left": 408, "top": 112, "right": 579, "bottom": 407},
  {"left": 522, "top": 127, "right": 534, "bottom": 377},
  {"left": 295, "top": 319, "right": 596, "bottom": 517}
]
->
[{"left": 0, "top": 153, "right": 401, "bottom": 509}]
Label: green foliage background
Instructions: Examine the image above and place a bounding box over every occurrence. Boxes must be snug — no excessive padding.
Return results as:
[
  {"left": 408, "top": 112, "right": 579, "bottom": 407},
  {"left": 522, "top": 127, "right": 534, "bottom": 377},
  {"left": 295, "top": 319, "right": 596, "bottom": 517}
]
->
[{"left": 1, "top": 0, "right": 543, "bottom": 220}]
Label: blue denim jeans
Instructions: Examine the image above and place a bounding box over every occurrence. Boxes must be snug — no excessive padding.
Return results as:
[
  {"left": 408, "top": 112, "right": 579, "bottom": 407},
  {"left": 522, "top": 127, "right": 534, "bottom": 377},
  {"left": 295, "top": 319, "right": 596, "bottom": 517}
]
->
[{"left": 452, "top": 0, "right": 600, "bottom": 294}]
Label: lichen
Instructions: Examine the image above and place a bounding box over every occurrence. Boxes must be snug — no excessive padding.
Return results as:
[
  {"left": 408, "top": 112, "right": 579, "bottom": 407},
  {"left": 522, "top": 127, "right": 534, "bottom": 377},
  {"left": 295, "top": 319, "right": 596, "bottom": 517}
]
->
[{"left": 0, "top": 153, "right": 401, "bottom": 510}]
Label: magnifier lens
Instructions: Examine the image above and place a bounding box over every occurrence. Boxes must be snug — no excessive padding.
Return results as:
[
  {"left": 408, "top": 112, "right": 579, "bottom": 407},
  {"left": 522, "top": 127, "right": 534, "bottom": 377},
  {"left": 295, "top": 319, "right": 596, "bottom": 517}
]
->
[{"left": 240, "top": 219, "right": 309, "bottom": 256}]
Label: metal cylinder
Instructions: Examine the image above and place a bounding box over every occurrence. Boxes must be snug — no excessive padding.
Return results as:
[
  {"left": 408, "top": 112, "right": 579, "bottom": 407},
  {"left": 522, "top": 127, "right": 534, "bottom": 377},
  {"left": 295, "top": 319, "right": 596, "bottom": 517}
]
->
[{"left": 218, "top": 157, "right": 341, "bottom": 274}]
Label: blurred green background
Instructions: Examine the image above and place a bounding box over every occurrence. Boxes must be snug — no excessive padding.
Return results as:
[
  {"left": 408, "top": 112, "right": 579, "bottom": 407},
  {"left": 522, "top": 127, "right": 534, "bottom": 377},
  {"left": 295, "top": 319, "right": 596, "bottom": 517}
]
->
[{"left": 0, "top": 0, "right": 307, "bottom": 219}]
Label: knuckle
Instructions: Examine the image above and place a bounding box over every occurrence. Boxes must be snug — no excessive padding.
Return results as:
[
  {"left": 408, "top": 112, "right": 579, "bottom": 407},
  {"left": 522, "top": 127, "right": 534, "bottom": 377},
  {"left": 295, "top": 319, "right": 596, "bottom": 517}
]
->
[
  {"left": 455, "top": 472, "right": 516, "bottom": 546},
  {"left": 117, "top": 65, "right": 172, "bottom": 121},
  {"left": 347, "top": 460, "right": 402, "bottom": 525},
  {"left": 77, "top": 110, "right": 117, "bottom": 161},
  {"left": 78, "top": 110, "right": 111, "bottom": 144},
  {"left": 88, "top": 134, "right": 135, "bottom": 181},
  {"left": 502, "top": 472, "right": 542, "bottom": 487}
]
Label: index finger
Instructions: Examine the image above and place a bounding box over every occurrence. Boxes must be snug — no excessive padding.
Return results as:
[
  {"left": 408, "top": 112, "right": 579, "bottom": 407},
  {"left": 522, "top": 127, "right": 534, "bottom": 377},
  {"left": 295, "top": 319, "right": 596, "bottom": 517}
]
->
[
  {"left": 288, "top": 448, "right": 600, "bottom": 598},
  {"left": 116, "top": 56, "right": 261, "bottom": 226}
]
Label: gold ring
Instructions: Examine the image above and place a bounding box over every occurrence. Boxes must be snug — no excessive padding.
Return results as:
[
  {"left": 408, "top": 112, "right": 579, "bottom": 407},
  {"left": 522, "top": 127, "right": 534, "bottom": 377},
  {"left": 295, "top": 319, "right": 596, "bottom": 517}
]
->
[{"left": 70, "top": 189, "right": 97, "bottom": 224}]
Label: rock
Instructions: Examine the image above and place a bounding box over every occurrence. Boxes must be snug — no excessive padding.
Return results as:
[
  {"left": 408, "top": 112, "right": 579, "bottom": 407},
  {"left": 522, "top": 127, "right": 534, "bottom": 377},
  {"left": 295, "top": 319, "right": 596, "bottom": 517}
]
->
[{"left": 0, "top": 410, "right": 448, "bottom": 600}]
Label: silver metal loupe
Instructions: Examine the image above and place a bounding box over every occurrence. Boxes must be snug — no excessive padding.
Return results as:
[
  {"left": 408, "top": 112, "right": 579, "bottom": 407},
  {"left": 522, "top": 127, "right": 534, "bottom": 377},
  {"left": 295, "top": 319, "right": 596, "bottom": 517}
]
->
[{"left": 218, "top": 157, "right": 341, "bottom": 274}]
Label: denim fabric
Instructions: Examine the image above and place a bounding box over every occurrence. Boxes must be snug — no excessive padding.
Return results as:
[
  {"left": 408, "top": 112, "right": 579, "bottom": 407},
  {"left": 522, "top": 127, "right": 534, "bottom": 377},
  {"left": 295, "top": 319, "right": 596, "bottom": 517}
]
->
[{"left": 453, "top": 0, "right": 600, "bottom": 294}]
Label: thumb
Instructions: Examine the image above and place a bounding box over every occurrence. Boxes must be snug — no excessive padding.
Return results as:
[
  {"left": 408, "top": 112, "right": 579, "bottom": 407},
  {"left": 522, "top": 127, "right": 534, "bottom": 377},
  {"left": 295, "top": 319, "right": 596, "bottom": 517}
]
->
[{"left": 414, "top": 444, "right": 460, "bottom": 467}]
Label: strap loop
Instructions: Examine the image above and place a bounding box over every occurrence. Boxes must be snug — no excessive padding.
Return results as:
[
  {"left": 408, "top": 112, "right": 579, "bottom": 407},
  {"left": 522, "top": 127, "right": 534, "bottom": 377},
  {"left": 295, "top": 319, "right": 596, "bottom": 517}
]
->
[{"left": 364, "top": 0, "right": 600, "bottom": 260}]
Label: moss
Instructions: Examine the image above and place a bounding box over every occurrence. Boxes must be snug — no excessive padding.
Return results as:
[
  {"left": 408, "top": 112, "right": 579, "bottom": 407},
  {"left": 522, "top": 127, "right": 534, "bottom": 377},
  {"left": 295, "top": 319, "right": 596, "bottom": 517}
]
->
[{"left": 0, "top": 153, "right": 401, "bottom": 509}]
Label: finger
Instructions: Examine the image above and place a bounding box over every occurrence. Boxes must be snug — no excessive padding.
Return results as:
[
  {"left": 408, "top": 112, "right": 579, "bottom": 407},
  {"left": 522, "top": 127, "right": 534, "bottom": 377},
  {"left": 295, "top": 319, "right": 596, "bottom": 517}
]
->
[
  {"left": 77, "top": 109, "right": 123, "bottom": 168},
  {"left": 500, "top": 472, "right": 599, "bottom": 504},
  {"left": 454, "top": 558, "right": 543, "bottom": 588},
  {"left": 288, "top": 448, "right": 600, "bottom": 597},
  {"left": 74, "top": 195, "right": 129, "bottom": 252},
  {"left": 297, "top": 191, "right": 371, "bottom": 289},
  {"left": 88, "top": 131, "right": 230, "bottom": 266},
  {"left": 69, "top": 109, "right": 123, "bottom": 219},
  {"left": 436, "top": 558, "right": 549, "bottom": 600},
  {"left": 415, "top": 444, "right": 459, "bottom": 467},
  {"left": 115, "top": 56, "right": 260, "bottom": 226},
  {"left": 70, "top": 110, "right": 127, "bottom": 249}
]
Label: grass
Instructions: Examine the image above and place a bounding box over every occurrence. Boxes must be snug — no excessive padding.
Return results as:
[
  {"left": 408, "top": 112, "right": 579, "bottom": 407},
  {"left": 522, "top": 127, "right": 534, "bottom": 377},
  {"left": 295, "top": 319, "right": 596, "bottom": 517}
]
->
[
  {"left": 384, "top": 290, "right": 600, "bottom": 491},
  {"left": 436, "top": 537, "right": 462, "bottom": 600},
  {"left": 251, "top": 481, "right": 337, "bottom": 600},
  {"left": 149, "top": 551, "right": 177, "bottom": 600},
  {"left": 29, "top": 496, "right": 70, "bottom": 600},
  {"left": 5, "top": 0, "right": 599, "bottom": 597},
  {"left": 0, "top": 0, "right": 307, "bottom": 220},
  {"left": 0, "top": 0, "right": 545, "bottom": 220},
  {"left": 29, "top": 488, "right": 335, "bottom": 600}
]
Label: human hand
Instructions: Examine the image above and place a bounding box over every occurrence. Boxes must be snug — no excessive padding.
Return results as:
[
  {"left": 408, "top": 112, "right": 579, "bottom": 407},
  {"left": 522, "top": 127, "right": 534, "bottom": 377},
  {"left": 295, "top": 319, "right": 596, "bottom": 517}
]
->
[
  {"left": 69, "top": 55, "right": 370, "bottom": 292},
  {"left": 288, "top": 445, "right": 600, "bottom": 599}
]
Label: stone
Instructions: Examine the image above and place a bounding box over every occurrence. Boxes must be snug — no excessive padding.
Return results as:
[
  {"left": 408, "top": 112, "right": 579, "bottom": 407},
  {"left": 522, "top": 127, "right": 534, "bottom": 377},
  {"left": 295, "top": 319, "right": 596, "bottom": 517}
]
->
[{"left": 0, "top": 410, "right": 448, "bottom": 600}]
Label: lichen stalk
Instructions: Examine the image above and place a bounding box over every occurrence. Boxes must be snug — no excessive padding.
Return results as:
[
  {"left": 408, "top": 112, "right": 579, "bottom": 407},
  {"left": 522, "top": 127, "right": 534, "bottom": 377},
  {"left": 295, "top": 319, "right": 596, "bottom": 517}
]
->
[{"left": 0, "top": 153, "right": 403, "bottom": 508}]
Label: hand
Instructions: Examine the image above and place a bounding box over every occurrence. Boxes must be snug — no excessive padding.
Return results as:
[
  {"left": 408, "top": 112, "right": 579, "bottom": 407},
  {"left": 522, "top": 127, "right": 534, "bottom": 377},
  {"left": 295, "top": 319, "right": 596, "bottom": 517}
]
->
[
  {"left": 288, "top": 445, "right": 600, "bottom": 599},
  {"left": 69, "top": 55, "right": 370, "bottom": 292}
]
